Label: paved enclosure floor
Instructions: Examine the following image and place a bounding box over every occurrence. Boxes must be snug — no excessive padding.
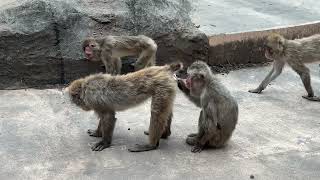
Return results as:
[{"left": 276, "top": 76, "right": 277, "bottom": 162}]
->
[
  {"left": 190, "top": 0, "right": 320, "bottom": 35},
  {"left": 0, "top": 63, "right": 320, "bottom": 179}
]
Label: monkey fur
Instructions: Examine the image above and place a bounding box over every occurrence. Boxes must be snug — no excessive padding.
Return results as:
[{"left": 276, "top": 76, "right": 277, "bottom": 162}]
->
[
  {"left": 82, "top": 35, "right": 157, "bottom": 74},
  {"left": 177, "top": 61, "right": 238, "bottom": 153},
  {"left": 249, "top": 33, "right": 320, "bottom": 101},
  {"left": 67, "top": 63, "right": 182, "bottom": 152}
]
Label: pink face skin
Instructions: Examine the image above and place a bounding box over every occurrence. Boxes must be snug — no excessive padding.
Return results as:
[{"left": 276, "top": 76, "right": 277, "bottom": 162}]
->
[
  {"left": 84, "top": 46, "right": 94, "bottom": 60},
  {"left": 186, "top": 76, "right": 192, "bottom": 89}
]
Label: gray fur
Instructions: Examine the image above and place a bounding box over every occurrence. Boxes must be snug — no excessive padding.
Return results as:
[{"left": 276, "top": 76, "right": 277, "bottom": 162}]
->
[
  {"left": 249, "top": 33, "right": 320, "bottom": 101},
  {"left": 178, "top": 61, "right": 238, "bottom": 153},
  {"left": 82, "top": 35, "right": 157, "bottom": 74},
  {"left": 67, "top": 63, "right": 182, "bottom": 152}
]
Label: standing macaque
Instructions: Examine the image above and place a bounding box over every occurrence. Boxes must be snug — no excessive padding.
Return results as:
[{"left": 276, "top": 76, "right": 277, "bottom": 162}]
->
[
  {"left": 176, "top": 61, "right": 238, "bottom": 153},
  {"left": 82, "top": 35, "right": 157, "bottom": 74},
  {"left": 67, "top": 63, "right": 182, "bottom": 152},
  {"left": 249, "top": 33, "right": 320, "bottom": 101}
]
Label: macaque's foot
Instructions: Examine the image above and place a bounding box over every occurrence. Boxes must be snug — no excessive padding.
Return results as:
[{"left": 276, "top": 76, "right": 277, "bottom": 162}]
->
[
  {"left": 128, "top": 144, "right": 158, "bottom": 152},
  {"left": 144, "top": 130, "right": 171, "bottom": 139},
  {"left": 191, "top": 145, "right": 204, "bottom": 153},
  {"left": 91, "top": 140, "right": 110, "bottom": 151},
  {"left": 302, "top": 95, "right": 320, "bottom": 101},
  {"left": 248, "top": 88, "right": 263, "bottom": 94},
  {"left": 87, "top": 129, "right": 102, "bottom": 137}
]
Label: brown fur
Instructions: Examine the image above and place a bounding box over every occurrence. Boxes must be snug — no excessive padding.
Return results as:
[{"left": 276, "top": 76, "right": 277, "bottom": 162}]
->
[
  {"left": 82, "top": 35, "right": 157, "bottom": 74},
  {"left": 249, "top": 33, "right": 320, "bottom": 101},
  {"left": 177, "top": 61, "right": 238, "bottom": 153},
  {"left": 67, "top": 63, "right": 182, "bottom": 152}
]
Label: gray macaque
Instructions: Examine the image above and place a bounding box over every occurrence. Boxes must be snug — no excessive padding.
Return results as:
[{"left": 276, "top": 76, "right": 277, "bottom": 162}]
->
[
  {"left": 249, "top": 33, "right": 320, "bottom": 101},
  {"left": 177, "top": 61, "right": 238, "bottom": 153},
  {"left": 67, "top": 63, "right": 182, "bottom": 152},
  {"left": 82, "top": 35, "right": 157, "bottom": 74}
]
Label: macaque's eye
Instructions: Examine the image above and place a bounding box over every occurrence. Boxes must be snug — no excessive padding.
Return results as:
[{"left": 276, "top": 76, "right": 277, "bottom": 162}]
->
[{"left": 90, "top": 44, "right": 96, "bottom": 48}]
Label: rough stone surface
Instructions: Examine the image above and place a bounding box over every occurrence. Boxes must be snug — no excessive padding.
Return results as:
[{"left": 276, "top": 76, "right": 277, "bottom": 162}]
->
[
  {"left": 0, "top": 0, "right": 61, "bottom": 88},
  {"left": 0, "top": 63, "right": 320, "bottom": 179},
  {"left": 0, "top": 0, "right": 208, "bottom": 89}
]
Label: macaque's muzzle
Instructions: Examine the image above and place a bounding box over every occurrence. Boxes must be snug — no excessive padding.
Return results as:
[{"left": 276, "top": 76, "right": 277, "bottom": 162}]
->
[{"left": 84, "top": 46, "right": 94, "bottom": 60}]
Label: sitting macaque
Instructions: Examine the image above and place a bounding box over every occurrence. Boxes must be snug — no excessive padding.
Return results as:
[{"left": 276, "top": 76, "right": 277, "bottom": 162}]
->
[
  {"left": 249, "top": 33, "right": 320, "bottom": 101},
  {"left": 82, "top": 35, "right": 157, "bottom": 74},
  {"left": 176, "top": 61, "right": 238, "bottom": 153},
  {"left": 66, "top": 63, "right": 182, "bottom": 152}
]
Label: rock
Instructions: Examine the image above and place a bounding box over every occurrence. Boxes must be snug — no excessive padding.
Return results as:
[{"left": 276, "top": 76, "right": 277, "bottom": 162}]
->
[
  {"left": 0, "top": 0, "right": 209, "bottom": 89},
  {"left": 0, "top": 1, "right": 61, "bottom": 89}
]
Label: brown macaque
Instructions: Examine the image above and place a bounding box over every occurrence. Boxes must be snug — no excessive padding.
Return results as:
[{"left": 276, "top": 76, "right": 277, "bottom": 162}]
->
[
  {"left": 67, "top": 63, "right": 182, "bottom": 152},
  {"left": 249, "top": 33, "right": 320, "bottom": 101},
  {"left": 177, "top": 61, "right": 238, "bottom": 153},
  {"left": 82, "top": 35, "right": 157, "bottom": 74}
]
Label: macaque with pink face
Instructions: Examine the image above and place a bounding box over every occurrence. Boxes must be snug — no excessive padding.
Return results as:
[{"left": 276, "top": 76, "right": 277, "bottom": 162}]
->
[
  {"left": 176, "top": 61, "right": 238, "bottom": 153},
  {"left": 82, "top": 35, "right": 157, "bottom": 75}
]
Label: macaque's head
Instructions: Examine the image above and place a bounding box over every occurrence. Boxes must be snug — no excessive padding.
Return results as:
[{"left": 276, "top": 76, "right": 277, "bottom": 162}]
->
[
  {"left": 185, "top": 61, "right": 210, "bottom": 97},
  {"left": 265, "top": 33, "right": 286, "bottom": 60},
  {"left": 67, "top": 79, "right": 91, "bottom": 111},
  {"left": 82, "top": 38, "right": 101, "bottom": 62}
]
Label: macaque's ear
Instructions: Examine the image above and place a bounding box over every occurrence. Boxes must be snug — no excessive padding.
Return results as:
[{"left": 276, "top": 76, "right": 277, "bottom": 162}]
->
[{"left": 82, "top": 40, "right": 89, "bottom": 50}]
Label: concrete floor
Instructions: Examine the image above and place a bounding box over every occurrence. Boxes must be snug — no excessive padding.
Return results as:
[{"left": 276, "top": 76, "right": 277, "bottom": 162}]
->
[
  {"left": 0, "top": 63, "right": 319, "bottom": 180},
  {"left": 190, "top": 0, "right": 320, "bottom": 35}
]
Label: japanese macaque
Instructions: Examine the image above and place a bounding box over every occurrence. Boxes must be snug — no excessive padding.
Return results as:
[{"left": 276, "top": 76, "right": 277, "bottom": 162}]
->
[
  {"left": 67, "top": 63, "right": 182, "bottom": 152},
  {"left": 249, "top": 33, "right": 320, "bottom": 101},
  {"left": 177, "top": 61, "right": 238, "bottom": 153},
  {"left": 82, "top": 35, "right": 157, "bottom": 74}
]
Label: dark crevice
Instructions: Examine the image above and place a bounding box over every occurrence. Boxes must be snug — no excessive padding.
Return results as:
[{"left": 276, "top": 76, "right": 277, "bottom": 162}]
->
[
  {"left": 46, "top": 1, "right": 64, "bottom": 84},
  {"left": 52, "top": 22, "right": 65, "bottom": 84}
]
